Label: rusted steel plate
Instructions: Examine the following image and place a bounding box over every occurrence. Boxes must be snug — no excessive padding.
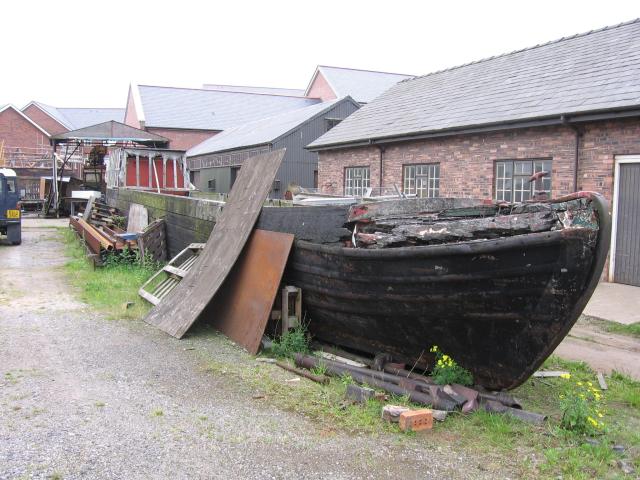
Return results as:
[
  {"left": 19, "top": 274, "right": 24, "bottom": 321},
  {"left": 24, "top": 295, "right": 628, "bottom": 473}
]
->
[
  {"left": 204, "top": 229, "right": 294, "bottom": 354},
  {"left": 143, "top": 149, "right": 285, "bottom": 338}
]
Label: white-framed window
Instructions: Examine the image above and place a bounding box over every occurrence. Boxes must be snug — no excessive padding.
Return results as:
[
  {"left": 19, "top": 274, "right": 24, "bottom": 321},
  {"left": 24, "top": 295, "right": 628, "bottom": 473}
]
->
[
  {"left": 495, "top": 159, "right": 552, "bottom": 202},
  {"left": 344, "top": 166, "right": 370, "bottom": 196},
  {"left": 403, "top": 164, "right": 440, "bottom": 198}
]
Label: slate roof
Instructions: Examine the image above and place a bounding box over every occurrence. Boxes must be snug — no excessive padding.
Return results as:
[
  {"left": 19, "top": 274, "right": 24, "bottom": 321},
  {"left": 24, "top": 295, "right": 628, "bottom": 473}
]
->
[
  {"left": 306, "top": 66, "right": 414, "bottom": 104},
  {"left": 28, "top": 102, "right": 125, "bottom": 130},
  {"left": 137, "top": 85, "right": 321, "bottom": 130},
  {"left": 187, "top": 98, "right": 357, "bottom": 157},
  {"left": 202, "top": 84, "right": 305, "bottom": 97},
  {"left": 309, "top": 19, "right": 640, "bottom": 150}
]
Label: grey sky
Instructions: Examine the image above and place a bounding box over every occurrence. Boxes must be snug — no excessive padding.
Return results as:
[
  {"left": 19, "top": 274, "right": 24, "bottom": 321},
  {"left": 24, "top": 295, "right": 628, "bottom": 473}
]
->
[{"left": 1, "top": 0, "right": 638, "bottom": 109}]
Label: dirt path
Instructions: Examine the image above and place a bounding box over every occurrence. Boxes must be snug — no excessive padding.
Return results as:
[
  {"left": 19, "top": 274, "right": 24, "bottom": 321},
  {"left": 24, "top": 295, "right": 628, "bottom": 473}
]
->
[
  {"left": 0, "top": 219, "right": 509, "bottom": 480},
  {"left": 554, "top": 319, "right": 640, "bottom": 379}
]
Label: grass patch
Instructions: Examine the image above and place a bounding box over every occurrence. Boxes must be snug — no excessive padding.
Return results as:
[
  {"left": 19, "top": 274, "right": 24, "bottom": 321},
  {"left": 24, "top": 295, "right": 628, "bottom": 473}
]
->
[
  {"left": 60, "top": 228, "right": 157, "bottom": 320},
  {"left": 201, "top": 348, "right": 639, "bottom": 478},
  {"left": 603, "top": 322, "right": 640, "bottom": 339},
  {"left": 583, "top": 316, "right": 640, "bottom": 339}
]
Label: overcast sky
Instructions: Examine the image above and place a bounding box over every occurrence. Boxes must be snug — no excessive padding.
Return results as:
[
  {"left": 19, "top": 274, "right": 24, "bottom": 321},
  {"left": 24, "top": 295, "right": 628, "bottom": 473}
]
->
[{"left": 2, "top": 0, "right": 638, "bottom": 109}]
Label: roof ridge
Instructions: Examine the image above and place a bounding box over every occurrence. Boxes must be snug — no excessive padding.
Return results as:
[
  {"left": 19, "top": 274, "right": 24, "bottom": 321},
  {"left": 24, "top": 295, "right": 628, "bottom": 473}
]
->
[
  {"left": 403, "top": 17, "right": 640, "bottom": 84},
  {"left": 138, "top": 84, "right": 315, "bottom": 99},
  {"left": 318, "top": 65, "right": 415, "bottom": 77},
  {"left": 58, "top": 107, "right": 125, "bottom": 110},
  {"left": 203, "top": 83, "right": 303, "bottom": 91}
]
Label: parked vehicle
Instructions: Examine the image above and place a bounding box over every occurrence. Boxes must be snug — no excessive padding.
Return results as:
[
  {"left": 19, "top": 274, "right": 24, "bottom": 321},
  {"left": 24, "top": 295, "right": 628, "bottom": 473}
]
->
[{"left": 0, "top": 168, "right": 21, "bottom": 245}]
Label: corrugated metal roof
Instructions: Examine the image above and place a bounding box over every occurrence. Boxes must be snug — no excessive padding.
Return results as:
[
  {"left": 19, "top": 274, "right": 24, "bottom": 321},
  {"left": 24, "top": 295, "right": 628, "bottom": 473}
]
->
[
  {"left": 187, "top": 98, "right": 356, "bottom": 157},
  {"left": 312, "top": 66, "right": 413, "bottom": 103},
  {"left": 31, "top": 102, "right": 124, "bottom": 130},
  {"left": 309, "top": 19, "right": 640, "bottom": 149},
  {"left": 138, "top": 85, "right": 321, "bottom": 130}
]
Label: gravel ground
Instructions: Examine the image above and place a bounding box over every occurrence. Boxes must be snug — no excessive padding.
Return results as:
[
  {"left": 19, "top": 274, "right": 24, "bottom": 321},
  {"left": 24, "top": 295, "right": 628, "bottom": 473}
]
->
[{"left": 0, "top": 219, "right": 517, "bottom": 479}]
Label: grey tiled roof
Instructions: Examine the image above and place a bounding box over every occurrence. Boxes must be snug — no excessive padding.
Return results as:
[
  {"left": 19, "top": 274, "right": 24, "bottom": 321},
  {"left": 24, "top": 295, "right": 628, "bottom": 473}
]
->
[
  {"left": 51, "top": 121, "right": 169, "bottom": 145},
  {"left": 309, "top": 19, "right": 640, "bottom": 149},
  {"left": 33, "top": 102, "right": 124, "bottom": 130},
  {"left": 314, "top": 66, "right": 413, "bottom": 103},
  {"left": 138, "top": 86, "right": 320, "bottom": 130},
  {"left": 187, "top": 98, "right": 355, "bottom": 157},
  {"left": 202, "top": 84, "right": 305, "bottom": 97}
]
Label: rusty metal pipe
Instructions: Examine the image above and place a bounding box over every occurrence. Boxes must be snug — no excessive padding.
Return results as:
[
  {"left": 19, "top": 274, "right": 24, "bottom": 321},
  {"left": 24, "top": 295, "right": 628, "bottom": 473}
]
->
[
  {"left": 275, "top": 361, "right": 329, "bottom": 384},
  {"left": 294, "top": 354, "right": 457, "bottom": 411},
  {"left": 76, "top": 218, "right": 114, "bottom": 251}
]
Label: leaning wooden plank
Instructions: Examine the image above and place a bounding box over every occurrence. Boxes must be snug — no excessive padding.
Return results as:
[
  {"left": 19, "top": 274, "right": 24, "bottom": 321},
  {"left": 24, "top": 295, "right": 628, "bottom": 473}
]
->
[
  {"left": 143, "top": 149, "right": 286, "bottom": 338},
  {"left": 204, "top": 229, "right": 294, "bottom": 354},
  {"left": 83, "top": 196, "right": 95, "bottom": 221},
  {"left": 127, "top": 203, "right": 149, "bottom": 233}
]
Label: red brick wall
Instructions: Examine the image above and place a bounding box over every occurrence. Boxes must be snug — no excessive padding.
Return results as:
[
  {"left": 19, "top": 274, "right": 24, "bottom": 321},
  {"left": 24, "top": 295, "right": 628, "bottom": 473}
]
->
[
  {"left": 22, "top": 104, "right": 68, "bottom": 136},
  {"left": 307, "top": 72, "right": 337, "bottom": 101},
  {"left": 146, "top": 127, "right": 219, "bottom": 151},
  {"left": 0, "top": 107, "right": 50, "bottom": 151},
  {"left": 318, "top": 118, "right": 640, "bottom": 202}
]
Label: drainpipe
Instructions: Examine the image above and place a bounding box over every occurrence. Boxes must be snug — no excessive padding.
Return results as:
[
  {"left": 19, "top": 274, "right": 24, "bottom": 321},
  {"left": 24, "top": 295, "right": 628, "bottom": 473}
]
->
[
  {"left": 377, "top": 145, "right": 386, "bottom": 194},
  {"left": 561, "top": 115, "right": 582, "bottom": 192}
]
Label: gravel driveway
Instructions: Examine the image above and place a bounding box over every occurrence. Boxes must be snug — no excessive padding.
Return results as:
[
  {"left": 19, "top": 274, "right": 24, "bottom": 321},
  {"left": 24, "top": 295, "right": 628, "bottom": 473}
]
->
[{"left": 0, "top": 219, "right": 515, "bottom": 479}]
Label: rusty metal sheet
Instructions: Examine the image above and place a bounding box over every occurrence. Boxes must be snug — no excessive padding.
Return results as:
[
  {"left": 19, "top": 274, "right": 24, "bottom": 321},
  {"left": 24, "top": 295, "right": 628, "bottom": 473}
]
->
[
  {"left": 204, "top": 229, "right": 294, "bottom": 354},
  {"left": 143, "top": 149, "right": 285, "bottom": 338}
]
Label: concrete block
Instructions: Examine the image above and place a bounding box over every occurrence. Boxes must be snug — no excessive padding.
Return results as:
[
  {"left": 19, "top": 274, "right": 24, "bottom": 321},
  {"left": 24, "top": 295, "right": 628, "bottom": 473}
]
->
[{"left": 381, "top": 405, "right": 410, "bottom": 423}]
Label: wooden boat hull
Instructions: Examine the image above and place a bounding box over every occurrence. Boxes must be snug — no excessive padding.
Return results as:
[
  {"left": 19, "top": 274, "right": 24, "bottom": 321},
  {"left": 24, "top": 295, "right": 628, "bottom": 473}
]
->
[{"left": 284, "top": 193, "right": 610, "bottom": 390}]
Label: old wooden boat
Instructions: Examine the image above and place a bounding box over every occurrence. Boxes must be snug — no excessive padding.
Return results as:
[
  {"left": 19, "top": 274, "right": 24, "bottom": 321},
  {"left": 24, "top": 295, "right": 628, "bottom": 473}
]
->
[{"left": 260, "top": 192, "right": 611, "bottom": 390}]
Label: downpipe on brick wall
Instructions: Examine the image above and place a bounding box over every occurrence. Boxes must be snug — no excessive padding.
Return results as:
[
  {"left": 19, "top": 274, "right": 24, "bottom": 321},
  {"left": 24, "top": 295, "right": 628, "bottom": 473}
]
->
[
  {"left": 377, "top": 145, "right": 386, "bottom": 192},
  {"left": 561, "top": 115, "right": 583, "bottom": 192}
]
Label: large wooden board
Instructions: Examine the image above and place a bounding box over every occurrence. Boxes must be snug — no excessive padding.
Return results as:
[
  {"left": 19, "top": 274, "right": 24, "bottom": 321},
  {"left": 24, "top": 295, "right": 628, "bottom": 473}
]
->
[
  {"left": 257, "top": 205, "right": 351, "bottom": 244},
  {"left": 143, "top": 149, "right": 285, "bottom": 338},
  {"left": 204, "top": 229, "right": 294, "bottom": 354}
]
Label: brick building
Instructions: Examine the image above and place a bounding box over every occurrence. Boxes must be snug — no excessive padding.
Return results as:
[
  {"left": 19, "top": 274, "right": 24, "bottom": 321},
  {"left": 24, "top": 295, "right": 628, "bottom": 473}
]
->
[{"left": 309, "top": 20, "right": 640, "bottom": 286}]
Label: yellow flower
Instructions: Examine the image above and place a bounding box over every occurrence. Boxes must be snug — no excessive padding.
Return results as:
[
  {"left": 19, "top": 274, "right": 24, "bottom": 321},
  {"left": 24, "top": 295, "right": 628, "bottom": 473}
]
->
[
  {"left": 442, "top": 355, "right": 449, "bottom": 362},
  {"left": 587, "top": 382, "right": 593, "bottom": 387},
  {"left": 560, "top": 373, "right": 571, "bottom": 379},
  {"left": 587, "top": 417, "right": 598, "bottom": 427},
  {"left": 577, "top": 382, "right": 583, "bottom": 386},
  {"left": 430, "top": 345, "right": 438, "bottom": 353},
  {"left": 597, "top": 413, "right": 603, "bottom": 418}
]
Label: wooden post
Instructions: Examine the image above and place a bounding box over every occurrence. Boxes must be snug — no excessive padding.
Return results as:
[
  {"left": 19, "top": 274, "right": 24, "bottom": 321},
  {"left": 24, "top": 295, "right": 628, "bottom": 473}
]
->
[
  {"left": 173, "top": 157, "right": 178, "bottom": 189},
  {"left": 281, "top": 285, "right": 302, "bottom": 333},
  {"left": 135, "top": 154, "right": 140, "bottom": 187}
]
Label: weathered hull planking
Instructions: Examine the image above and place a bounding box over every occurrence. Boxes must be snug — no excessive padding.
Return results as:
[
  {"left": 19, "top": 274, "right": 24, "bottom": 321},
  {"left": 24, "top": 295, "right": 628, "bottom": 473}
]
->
[{"left": 283, "top": 193, "right": 611, "bottom": 390}]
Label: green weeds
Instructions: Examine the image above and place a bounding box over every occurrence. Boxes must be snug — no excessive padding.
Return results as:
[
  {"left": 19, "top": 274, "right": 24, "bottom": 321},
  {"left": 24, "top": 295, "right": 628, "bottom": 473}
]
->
[{"left": 61, "top": 228, "right": 157, "bottom": 320}]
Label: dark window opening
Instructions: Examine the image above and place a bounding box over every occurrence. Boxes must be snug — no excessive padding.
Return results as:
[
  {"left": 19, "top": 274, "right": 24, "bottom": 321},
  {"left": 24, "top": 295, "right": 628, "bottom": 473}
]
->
[{"left": 325, "top": 118, "right": 342, "bottom": 132}]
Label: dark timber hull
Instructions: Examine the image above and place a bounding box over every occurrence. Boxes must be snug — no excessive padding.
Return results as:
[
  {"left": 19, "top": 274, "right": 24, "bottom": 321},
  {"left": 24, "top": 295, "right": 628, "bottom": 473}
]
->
[{"left": 283, "top": 193, "right": 611, "bottom": 390}]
